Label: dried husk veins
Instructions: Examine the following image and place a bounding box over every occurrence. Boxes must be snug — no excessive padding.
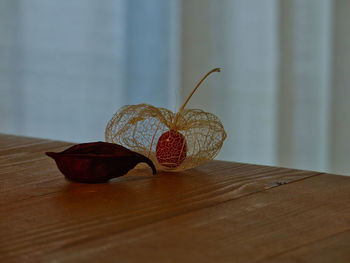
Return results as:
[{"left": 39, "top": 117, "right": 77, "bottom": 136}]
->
[
  {"left": 105, "top": 68, "right": 226, "bottom": 171},
  {"left": 46, "top": 141, "right": 156, "bottom": 183},
  {"left": 105, "top": 104, "right": 226, "bottom": 171}
]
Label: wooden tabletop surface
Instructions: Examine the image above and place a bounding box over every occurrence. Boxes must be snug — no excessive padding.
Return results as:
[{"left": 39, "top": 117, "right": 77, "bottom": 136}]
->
[{"left": 1, "top": 134, "right": 350, "bottom": 262}]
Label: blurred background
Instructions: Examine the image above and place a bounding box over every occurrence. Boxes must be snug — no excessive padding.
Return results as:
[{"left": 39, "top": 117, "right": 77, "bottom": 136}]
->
[{"left": 1, "top": 0, "right": 350, "bottom": 175}]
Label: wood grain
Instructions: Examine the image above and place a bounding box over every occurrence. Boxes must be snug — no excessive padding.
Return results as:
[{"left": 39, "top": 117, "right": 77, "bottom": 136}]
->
[{"left": 0, "top": 134, "right": 349, "bottom": 262}]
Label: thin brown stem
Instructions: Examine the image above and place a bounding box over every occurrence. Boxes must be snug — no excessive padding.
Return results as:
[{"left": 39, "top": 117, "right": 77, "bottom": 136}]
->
[
  {"left": 171, "top": 67, "right": 221, "bottom": 130},
  {"left": 178, "top": 68, "right": 221, "bottom": 113}
]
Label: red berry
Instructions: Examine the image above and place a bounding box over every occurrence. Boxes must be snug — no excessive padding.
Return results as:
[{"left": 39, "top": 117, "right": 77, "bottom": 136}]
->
[{"left": 156, "top": 130, "right": 187, "bottom": 168}]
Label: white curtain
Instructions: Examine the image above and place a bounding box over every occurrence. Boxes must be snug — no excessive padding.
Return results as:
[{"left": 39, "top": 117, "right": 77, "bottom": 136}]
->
[
  {"left": 0, "top": 0, "right": 179, "bottom": 142},
  {"left": 1, "top": 0, "right": 350, "bottom": 175}
]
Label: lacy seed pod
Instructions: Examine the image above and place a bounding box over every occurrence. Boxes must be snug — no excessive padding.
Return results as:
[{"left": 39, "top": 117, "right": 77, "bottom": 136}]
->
[{"left": 106, "top": 68, "right": 227, "bottom": 171}]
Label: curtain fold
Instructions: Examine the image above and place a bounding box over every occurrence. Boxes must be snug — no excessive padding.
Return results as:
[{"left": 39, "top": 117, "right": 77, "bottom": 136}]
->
[
  {"left": 277, "top": 0, "right": 332, "bottom": 171},
  {"left": 330, "top": 0, "right": 350, "bottom": 175},
  {"left": 181, "top": 0, "right": 279, "bottom": 166},
  {"left": 0, "top": 0, "right": 129, "bottom": 142}
]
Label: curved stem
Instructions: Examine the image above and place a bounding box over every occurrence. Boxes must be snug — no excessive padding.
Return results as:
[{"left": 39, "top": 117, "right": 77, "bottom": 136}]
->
[
  {"left": 171, "top": 67, "right": 221, "bottom": 129},
  {"left": 178, "top": 67, "right": 221, "bottom": 113}
]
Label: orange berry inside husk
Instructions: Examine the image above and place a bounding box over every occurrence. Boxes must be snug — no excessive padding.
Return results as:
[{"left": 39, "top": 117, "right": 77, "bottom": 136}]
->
[{"left": 156, "top": 130, "right": 187, "bottom": 168}]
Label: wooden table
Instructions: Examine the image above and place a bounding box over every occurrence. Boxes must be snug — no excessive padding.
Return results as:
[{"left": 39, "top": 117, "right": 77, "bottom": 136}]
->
[{"left": 1, "top": 134, "right": 350, "bottom": 262}]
